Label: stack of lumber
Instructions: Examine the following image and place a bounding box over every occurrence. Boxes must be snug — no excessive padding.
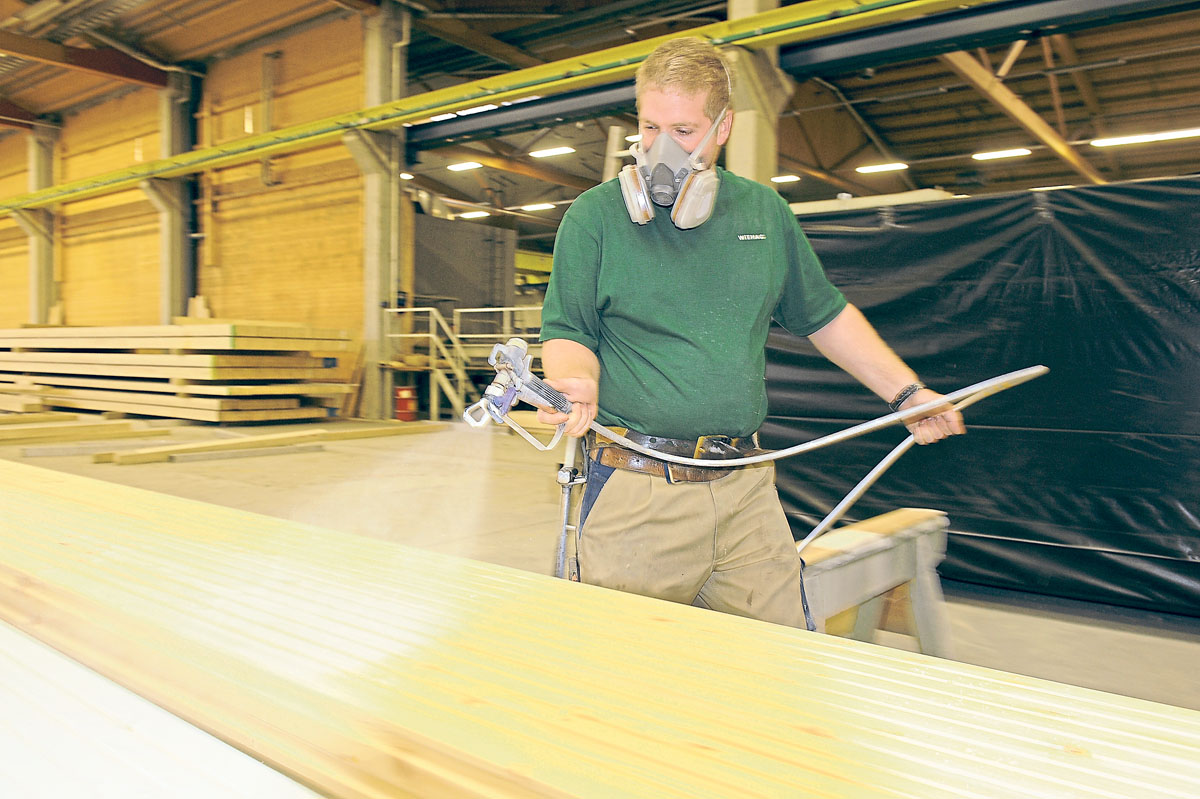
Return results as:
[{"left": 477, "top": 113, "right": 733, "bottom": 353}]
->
[
  {"left": 0, "top": 321, "right": 354, "bottom": 423},
  {"left": 2, "top": 461, "right": 1199, "bottom": 798}
]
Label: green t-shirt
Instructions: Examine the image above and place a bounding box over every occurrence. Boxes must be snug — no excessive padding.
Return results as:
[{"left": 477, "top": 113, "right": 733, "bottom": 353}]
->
[{"left": 540, "top": 168, "right": 846, "bottom": 439}]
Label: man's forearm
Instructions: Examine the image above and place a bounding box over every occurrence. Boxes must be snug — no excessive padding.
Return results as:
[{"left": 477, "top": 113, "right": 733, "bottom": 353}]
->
[
  {"left": 538, "top": 338, "right": 600, "bottom": 437},
  {"left": 806, "top": 303, "right": 920, "bottom": 403}
]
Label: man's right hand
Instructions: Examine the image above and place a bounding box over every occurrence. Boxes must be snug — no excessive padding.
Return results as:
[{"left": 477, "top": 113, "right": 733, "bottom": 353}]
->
[{"left": 538, "top": 376, "right": 597, "bottom": 438}]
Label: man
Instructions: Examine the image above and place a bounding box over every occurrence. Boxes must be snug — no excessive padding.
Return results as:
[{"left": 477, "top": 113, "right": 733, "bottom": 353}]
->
[{"left": 536, "top": 37, "right": 963, "bottom": 629}]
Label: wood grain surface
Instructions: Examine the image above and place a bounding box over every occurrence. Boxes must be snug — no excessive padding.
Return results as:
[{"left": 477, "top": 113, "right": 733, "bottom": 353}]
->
[{"left": 1, "top": 460, "right": 1197, "bottom": 799}]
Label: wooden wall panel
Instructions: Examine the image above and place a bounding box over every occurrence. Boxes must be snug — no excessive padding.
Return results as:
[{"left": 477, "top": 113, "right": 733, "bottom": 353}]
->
[
  {"left": 200, "top": 155, "right": 362, "bottom": 331},
  {"left": 59, "top": 192, "right": 160, "bottom": 326},
  {"left": 58, "top": 90, "right": 161, "bottom": 325},
  {"left": 0, "top": 135, "right": 28, "bottom": 326},
  {"left": 197, "top": 15, "right": 365, "bottom": 339}
]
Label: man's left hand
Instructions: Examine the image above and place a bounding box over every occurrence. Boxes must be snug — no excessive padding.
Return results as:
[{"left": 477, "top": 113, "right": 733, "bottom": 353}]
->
[{"left": 899, "top": 388, "right": 965, "bottom": 445}]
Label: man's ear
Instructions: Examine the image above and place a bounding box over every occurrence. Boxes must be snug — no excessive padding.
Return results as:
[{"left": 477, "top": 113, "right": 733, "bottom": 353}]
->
[{"left": 715, "top": 110, "right": 734, "bottom": 147}]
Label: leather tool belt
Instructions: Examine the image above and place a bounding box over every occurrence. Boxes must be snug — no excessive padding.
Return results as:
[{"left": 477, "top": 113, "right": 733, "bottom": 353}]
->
[{"left": 586, "top": 428, "right": 760, "bottom": 484}]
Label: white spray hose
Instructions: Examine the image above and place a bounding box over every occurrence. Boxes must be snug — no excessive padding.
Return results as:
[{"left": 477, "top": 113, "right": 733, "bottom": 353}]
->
[{"left": 585, "top": 364, "right": 1048, "bottom": 469}]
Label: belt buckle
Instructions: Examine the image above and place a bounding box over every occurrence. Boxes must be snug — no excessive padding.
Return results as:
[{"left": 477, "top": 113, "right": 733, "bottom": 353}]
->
[{"left": 693, "top": 434, "right": 733, "bottom": 459}]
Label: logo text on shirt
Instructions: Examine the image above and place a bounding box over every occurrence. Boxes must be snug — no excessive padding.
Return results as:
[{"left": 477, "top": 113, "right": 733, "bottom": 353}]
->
[{"left": 737, "top": 233, "right": 766, "bottom": 240}]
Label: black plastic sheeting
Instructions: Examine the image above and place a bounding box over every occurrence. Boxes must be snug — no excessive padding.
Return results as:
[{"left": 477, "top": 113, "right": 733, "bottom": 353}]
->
[{"left": 765, "top": 176, "right": 1200, "bottom": 618}]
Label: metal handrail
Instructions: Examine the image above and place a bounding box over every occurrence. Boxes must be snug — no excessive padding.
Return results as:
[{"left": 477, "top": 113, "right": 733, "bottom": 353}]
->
[
  {"left": 384, "top": 306, "right": 475, "bottom": 418},
  {"left": 453, "top": 305, "right": 543, "bottom": 344}
]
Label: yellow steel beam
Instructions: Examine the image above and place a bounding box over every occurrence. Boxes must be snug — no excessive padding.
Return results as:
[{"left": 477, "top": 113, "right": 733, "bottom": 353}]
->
[
  {"left": 1, "top": 0, "right": 1006, "bottom": 213},
  {"left": 939, "top": 50, "right": 1107, "bottom": 184},
  {"left": 436, "top": 144, "right": 595, "bottom": 191}
]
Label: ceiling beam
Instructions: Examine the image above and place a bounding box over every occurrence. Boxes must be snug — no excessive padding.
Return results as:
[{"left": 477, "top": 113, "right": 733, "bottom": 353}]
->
[
  {"left": 433, "top": 143, "right": 594, "bottom": 191},
  {"left": 326, "top": 0, "right": 382, "bottom": 14},
  {"left": 0, "top": 97, "right": 38, "bottom": 130},
  {"left": 939, "top": 49, "right": 1106, "bottom": 184},
  {"left": 781, "top": 0, "right": 1200, "bottom": 76},
  {"left": 414, "top": 16, "right": 544, "bottom": 69},
  {"left": 0, "top": 30, "right": 169, "bottom": 88},
  {"left": 777, "top": 155, "right": 879, "bottom": 195}
]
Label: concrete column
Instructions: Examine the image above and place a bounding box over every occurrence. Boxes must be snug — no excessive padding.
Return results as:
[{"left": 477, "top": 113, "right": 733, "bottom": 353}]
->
[
  {"left": 724, "top": 0, "right": 794, "bottom": 186},
  {"left": 602, "top": 124, "right": 628, "bottom": 182},
  {"left": 146, "top": 71, "right": 196, "bottom": 323},
  {"left": 25, "top": 127, "right": 56, "bottom": 324},
  {"left": 357, "top": 1, "right": 408, "bottom": 419}
]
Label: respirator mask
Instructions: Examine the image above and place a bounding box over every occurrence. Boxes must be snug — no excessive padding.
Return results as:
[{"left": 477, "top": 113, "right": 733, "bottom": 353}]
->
[{"left": 618, "top": 106, "right": 727, "bottom": 230}]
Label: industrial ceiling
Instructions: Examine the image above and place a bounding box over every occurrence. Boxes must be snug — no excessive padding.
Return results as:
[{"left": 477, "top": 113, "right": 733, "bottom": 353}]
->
[{"left": 1, "top": 0, "right": 1198, "bottom": 246}]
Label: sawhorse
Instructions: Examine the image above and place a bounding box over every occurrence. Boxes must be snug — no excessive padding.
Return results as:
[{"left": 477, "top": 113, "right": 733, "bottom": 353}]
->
[{"left": 800, "top": 507, "right": 954, "bottom": 657}]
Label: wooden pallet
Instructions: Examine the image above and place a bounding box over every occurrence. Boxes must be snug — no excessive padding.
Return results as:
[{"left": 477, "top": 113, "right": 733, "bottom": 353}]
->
[{"left": 2, "top": 461, "right": 1198, "bottom": 798}]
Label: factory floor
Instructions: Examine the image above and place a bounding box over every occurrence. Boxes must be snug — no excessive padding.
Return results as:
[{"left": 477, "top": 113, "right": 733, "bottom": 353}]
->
[{"left": 5, "top": 420, "right": 1199, "bottom": 713}]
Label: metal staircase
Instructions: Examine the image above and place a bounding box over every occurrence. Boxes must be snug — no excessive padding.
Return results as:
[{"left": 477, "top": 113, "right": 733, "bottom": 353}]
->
[{"left": 383, "top": 305, "right": 542, "bottom": 420}]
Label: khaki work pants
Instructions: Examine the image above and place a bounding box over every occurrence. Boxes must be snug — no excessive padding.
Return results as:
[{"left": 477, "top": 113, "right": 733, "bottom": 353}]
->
[{"left": 577, "top": 460, "right": 810, "bottom": 628}]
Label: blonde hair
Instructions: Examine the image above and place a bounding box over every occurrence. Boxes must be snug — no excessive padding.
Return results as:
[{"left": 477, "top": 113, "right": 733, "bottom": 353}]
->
[{"left": 635, "top": 37, "right": 732, "bottom": 122}]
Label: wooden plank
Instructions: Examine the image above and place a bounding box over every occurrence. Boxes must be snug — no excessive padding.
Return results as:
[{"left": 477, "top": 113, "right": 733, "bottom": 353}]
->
[
  {"left": 24, "top": 374, "right": 354, "bottom": 396},
  {"left": 20, "top": 435, "right": 173, "bottom": 456},
  {"left": 0, "top": 426, "right": 166, "bottom": 446},
  {"left": 0, "top": 363, "right": 331, "bottom": 380},
  {"left": 0, "top": 420, "right": 135, "bottom": 442},
  {"left": 0, "top": 352, "right": 326, "bottom": 367},
  {"left": 0, "top": 411, "right": 79, "bottom": 425},
  {"left": 0, "top": 322, "right": 350, "bottom": 340},
  {"left": 45, "top": 397, "right": 328, "bottom": 424},
  {"left": 37, "top": 386, "right": 302, "bottom": 411},
  {"left": 1, "top": 465, "right": 1198, "bottom": 799},
  {"left": 0, "top": 395, "right": 44, "bottom": 412},
  {"left": 102, "top": 429, "right": 331, "bottom": 464},
  {"left": 168, "top": 443, "right": 325, "bottom": 463},
  {"left": 0, "top": 336, "right": 351, "bottom": 351}
]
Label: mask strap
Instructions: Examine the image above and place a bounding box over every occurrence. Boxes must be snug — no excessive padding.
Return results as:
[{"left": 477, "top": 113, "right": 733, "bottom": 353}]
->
[
  {"left": 687, "top": 57, "right": 733, "bottom": 170},
  {"left": 686, "top": 106, "right": 727, "bottom": 171}
]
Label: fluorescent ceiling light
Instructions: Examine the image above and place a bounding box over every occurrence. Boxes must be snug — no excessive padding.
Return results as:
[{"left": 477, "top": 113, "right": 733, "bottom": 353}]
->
[
  {"left": 972, "top": 148, "right": 1032, "bottom": 161},
  {"left": 770, "top": 174, "right": 801, "bottom": 184},
  {"left": 1030, "top": 184, "right": 1074, "bottom": 192},
  {"left": 856, "top": 162, "right": 908, "bottom": 174},
  {"left": 529, "top": 146, "right": 576, "bottom": 158},
  {"left": 625, "top": 133, "right": 643, "bottom": 143},
  {"left": 521, "top": 203, "right": 556, "bottom": 211},
  {"left": 399, "top": 172, "right": 414, "bottom": 180},
  {"left": 429, "top": 113, "right": 457, "bottom": 122},
  {"left": 456, "top": 104, "right": 499, "bottom": 116},
  {"left": 458, "top": 211, "right": 491, "bottom": 219},
  {"left": 447, "top": 161, "right": 482, "bottom": 172},
  {"left": 1091, "top": 127, "right": 1200, "bottom": 147}
]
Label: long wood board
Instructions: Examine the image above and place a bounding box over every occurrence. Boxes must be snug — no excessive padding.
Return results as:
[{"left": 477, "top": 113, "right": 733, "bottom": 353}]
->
[
  {"left": 0, "top": 336, "right": 349, "bottom": 351},
  {"left": 22, "top": 374, "right": 353, "bottom": 397},
  {"left": 0, "top": 363, "right": 331, "bottom": 380},
  {"left": 35, "top": 386, "right": 302, "bottom": 411},
  {"left": 42, "top": 397, "right": 329, "bottom": 423},
  {"left": 0, "top": 322, "right": 349, "bottom": 343},
  {"left": 1, "top": 461, "right": 1198, "bottom": 798},
  {"left": 0, "top": 352, "right": 328, "bottom": 367}
]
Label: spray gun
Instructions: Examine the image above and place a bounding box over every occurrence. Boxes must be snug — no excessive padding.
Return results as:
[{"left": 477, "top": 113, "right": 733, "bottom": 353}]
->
[{"left": 463, "top": 337, "right": 573, "bottom": 450}]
